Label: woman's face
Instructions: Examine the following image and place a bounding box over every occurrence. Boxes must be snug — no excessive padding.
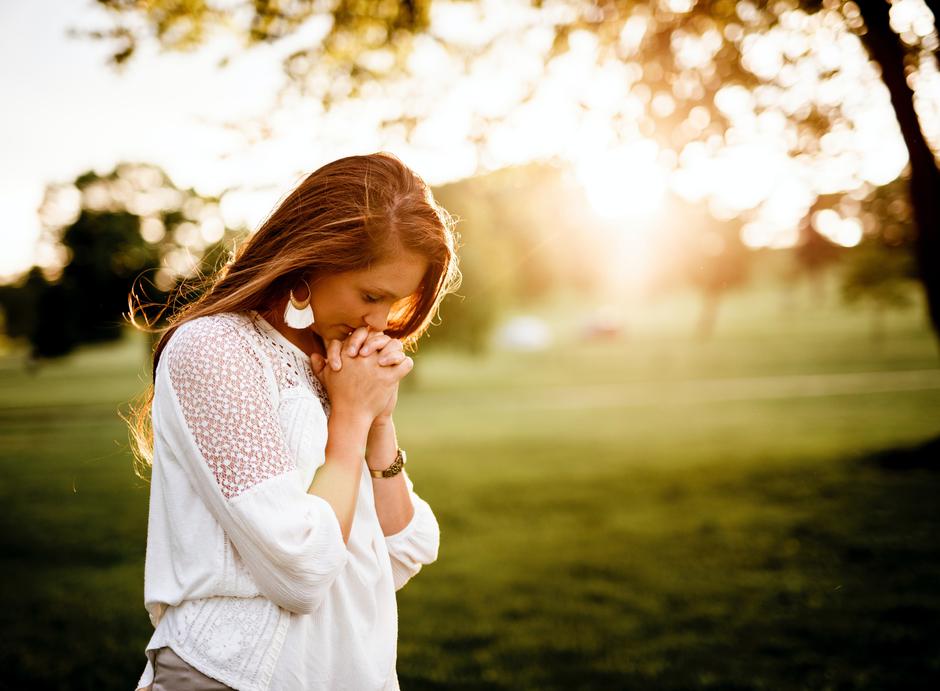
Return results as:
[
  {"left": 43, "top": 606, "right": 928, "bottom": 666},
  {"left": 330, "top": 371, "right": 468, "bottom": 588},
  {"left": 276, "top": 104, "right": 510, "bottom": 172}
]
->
[{"left": 307, "top": 250, "right": 429, "bottom": 343}]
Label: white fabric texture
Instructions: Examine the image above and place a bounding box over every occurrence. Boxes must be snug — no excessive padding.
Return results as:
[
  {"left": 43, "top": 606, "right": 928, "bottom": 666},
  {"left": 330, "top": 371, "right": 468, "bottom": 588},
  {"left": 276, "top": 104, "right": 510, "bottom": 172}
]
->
[{"left": 134, "top": 310, "right": 440, "bottom": 691}]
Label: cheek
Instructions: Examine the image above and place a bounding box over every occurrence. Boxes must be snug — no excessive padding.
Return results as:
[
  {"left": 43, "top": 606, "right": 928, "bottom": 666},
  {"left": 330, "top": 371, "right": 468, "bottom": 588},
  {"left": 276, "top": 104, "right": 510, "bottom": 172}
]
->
[{"left": 320, "top": 295, "right": 362, "bottom": 322}]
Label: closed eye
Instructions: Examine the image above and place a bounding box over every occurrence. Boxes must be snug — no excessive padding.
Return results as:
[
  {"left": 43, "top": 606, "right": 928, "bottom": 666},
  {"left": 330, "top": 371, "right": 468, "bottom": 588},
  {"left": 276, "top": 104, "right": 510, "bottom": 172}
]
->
[{"left": 363, "top": 294, "right": 380, "bottom": 303}]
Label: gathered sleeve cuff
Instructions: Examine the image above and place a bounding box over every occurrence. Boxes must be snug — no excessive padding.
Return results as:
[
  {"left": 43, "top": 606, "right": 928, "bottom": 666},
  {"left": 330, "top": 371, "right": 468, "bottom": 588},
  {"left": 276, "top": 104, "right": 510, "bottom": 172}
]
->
[
  {"left": 154, "top": 315, "right": 348, "bottom": 615},
  {"left": 226, "top": 474, "right": 348, "bottom": 613},
  {"left": 384, "top": 468, "right": 440, "bottom": 591}
]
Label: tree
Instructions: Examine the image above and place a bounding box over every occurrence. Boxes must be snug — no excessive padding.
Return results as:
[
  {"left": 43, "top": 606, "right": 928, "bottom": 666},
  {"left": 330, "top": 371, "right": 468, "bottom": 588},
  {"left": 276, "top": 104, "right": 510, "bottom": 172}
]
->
[
  {"left": 791, "top": 193, "right": 846, "bottom": 302},
  {"left": 651, "top": 195, "right": 752, "bottom": 339},
  {"left": 0, "top": 163, "right": 237, "bottom": 359},
  {"left": 840, "top": 174, "right": 920, "bottom": 341},
  {"left": 428, "top": 162, "right": 604, "bottom": 352},
  {"left": 852, "top": 0, "right": 939, "bottom": 341},
  {"left": 79, "top": 0, "right": 940, "bottom": 343},
  {"left": 0, "top": 268, "right": 43, "bottom": 341},
  {"left": 841, "top": 236, "right": 918, "bottom": 342}
]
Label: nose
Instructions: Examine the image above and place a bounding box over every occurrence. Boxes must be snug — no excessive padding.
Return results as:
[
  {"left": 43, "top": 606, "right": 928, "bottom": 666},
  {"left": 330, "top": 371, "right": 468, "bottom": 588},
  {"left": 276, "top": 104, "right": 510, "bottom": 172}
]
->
[{"left": 363, "top": 306, "right": 390, "bottom": 332}]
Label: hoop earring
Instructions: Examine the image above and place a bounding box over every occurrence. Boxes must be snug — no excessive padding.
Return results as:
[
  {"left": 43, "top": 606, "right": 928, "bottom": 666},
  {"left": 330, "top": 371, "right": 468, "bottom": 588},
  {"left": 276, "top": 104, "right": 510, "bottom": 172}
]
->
[{"left": 283, "top": 279, "right": 315, "bottom": 328}]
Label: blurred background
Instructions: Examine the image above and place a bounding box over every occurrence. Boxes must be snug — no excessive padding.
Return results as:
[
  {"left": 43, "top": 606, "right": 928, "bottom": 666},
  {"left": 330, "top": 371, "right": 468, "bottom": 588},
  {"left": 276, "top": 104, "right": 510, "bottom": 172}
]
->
[{"left": 1, "top": 0, "right": 939, "bottom": 689}]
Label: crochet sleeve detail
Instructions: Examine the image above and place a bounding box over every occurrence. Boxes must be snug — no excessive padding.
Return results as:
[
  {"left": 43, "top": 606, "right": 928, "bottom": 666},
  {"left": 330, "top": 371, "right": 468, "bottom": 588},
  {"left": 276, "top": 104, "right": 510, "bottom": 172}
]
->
[
  {"left": 158, "top": 315, "right": 349, "bottom": 614},
  {"left": 165, "top": 315, "right": 295, "bottom": 499}
]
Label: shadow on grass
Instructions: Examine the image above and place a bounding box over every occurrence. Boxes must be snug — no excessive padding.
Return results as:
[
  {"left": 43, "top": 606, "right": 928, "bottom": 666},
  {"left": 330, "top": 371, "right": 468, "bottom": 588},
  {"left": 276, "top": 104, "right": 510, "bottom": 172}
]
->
[
  {"left": 734, "top": 436, "right": 940, "bottom": 691},
  {"left": 398, "top": 436, "right": 940, "bottom": 690},
  {"left": 864, "top": 434, "right": 940, "bottom": 472}
]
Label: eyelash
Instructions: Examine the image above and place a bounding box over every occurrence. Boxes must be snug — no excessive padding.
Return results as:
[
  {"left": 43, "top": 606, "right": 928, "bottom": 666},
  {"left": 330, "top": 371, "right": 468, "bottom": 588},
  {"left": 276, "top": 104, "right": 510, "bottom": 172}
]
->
[{"left": 363, "top": 294, "right": 380, "bottom": 303}]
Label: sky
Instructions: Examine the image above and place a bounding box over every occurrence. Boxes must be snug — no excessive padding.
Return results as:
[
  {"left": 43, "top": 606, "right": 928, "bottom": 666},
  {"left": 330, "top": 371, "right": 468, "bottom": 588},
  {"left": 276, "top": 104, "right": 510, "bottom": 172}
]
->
[
  {"left": 0, "top": 0, "right": 430, "bottom": 282},
  {"left": 1, "top": 0, "right": 937, "bottom": 283}
]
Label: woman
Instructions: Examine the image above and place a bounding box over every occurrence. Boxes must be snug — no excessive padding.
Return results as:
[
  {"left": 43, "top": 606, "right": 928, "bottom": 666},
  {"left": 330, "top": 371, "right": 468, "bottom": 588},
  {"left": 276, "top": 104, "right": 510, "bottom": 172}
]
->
[{"left": 129, "top": 152, "right": 461, "bottom": 690}]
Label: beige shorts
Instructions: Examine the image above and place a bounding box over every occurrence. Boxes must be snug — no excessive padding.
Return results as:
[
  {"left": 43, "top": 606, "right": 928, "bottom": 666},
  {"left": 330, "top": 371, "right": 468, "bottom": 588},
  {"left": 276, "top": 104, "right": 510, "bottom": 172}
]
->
[{"left": 151, "top": 646, "right": 234, "bottom": 691}]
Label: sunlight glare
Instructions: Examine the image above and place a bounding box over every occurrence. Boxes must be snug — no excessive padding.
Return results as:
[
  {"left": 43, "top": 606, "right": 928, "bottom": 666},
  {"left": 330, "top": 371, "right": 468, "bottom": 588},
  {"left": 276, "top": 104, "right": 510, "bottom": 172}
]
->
[
  {"left": 813, "top": 208, "right": 863, "bottom": 247},
  {"left": 574, "top": 140, "right": 667, "bottom": 223},
  {"left": 711, "top": 143, "right": 782, "bottom": 211}
]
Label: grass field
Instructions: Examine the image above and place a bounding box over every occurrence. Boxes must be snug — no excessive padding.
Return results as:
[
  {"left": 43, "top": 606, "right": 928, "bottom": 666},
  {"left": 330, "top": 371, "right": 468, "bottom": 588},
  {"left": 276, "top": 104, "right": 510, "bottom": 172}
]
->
[{"left": 1, "top": 283, "right": 939, "bottom": 690}]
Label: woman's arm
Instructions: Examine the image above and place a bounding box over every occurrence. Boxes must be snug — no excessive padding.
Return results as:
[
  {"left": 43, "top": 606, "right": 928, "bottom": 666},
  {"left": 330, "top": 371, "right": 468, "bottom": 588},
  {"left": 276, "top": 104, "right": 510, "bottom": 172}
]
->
[
  {"left": 368, "top": 414, "right": 440, "bottom": 591},
  {"left": 366, "top": 416, "right": 415, "bottom": 536},
  {"left": 307, "top": 408, "right": 373, "bottom": 545},
  {"left": 307, "top": 335, "right": 414, "bottom": 543},
  {"left": 314, "top": 326, "right": 438, "bottom": 588}
]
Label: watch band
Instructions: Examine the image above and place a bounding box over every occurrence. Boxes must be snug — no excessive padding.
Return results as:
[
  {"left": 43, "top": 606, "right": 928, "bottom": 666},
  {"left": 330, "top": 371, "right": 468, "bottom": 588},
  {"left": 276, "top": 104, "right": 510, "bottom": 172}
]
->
[{"left": 369, "top": 447, "right": 407, "bottom": 478}]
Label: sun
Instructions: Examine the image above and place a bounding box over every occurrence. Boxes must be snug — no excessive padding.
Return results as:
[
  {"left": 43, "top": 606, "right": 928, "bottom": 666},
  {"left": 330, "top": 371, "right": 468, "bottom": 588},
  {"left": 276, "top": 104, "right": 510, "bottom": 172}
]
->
[{"left": 573, "top": 140, "right": 668, "bottom": 225}]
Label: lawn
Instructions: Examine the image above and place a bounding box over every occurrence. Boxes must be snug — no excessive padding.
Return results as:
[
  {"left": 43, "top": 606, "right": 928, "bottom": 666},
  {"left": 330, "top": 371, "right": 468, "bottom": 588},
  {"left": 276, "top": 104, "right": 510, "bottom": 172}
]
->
[{"left": 1, "top": 285, "right": 939, "bottom": 690}]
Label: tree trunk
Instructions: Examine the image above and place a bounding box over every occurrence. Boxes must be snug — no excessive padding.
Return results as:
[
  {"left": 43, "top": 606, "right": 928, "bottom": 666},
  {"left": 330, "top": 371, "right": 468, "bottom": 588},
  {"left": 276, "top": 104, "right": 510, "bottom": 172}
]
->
[
  {"left": 856, "top": 1, "right": 940, "bottom": 348},
  {"left": 696, "top": 291, "right": 721, "bottom": 341}
]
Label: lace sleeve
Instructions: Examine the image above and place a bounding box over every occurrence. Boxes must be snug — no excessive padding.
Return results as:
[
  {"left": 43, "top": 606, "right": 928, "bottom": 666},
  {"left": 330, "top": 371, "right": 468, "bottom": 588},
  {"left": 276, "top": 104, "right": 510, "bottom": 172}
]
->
[
  {"left": 166, "top": 316, "right": 295, "bottom": 499},
  {"left": 384, "top": 468, "right": 440, "bottom": 591},
  {"left": 157, "top": 315, "right": 348, "bottom": 614}
]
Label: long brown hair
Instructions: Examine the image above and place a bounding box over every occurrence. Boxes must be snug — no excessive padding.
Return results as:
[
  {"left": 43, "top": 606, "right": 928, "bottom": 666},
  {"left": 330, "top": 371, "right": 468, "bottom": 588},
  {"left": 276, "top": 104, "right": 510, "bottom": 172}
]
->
[{"left": 124, "top": 152, "right": 461, "bottom": 475}]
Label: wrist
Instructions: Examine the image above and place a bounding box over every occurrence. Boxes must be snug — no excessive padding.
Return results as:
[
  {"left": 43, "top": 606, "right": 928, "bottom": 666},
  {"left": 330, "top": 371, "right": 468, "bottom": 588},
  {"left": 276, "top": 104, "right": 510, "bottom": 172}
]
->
[
  {"left": 328, "top": 407, "right": 374, "bottom": 442},
  {"left": 371, "top": 414, "right": 394, "bottom": 429},
  {"left": 368, "top": 447, "right": 407, "bottom": 477},
  {"left": 367, "top": 414, "right": 395, "bottom": 446}
]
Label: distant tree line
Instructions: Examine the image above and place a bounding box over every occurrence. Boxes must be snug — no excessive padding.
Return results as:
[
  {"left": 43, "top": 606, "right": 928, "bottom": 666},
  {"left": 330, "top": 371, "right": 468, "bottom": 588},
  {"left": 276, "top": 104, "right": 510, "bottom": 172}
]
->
[
  {"left": 0, "top": 159, "right": 920, "bottom": 361},
  {"left": 77, "top": 0, "right": 940, "bottom": 345},
  {"left": 0, "top": 164, "right": 234, "bottom": 360}
]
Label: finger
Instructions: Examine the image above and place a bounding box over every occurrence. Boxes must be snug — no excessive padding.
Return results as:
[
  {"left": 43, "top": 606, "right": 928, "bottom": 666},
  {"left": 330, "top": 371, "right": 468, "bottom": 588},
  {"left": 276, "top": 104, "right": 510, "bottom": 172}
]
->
[
  {"left": 390, "top": 355, "right": 414, "bottom": 378},
  {"left": 376, "top": 338, "right": 403, "bottom": 359},
  {"left": 327, "top": 339, "right": 343, "bottom": 371},
  {"left": 376, "top": 337, "right": 403, "bottom": 353},
  {"left": 378, "top": 351, "right": 406, "bottom": 367},
  {"left": 359, "top": 333, "right": 392, "bottom": 357},
  {"left": 309, "top": 352, "right": 327, "bottom": 377},
  {"left": 345, "top": 326, "right": 371, "bottom": 357}
]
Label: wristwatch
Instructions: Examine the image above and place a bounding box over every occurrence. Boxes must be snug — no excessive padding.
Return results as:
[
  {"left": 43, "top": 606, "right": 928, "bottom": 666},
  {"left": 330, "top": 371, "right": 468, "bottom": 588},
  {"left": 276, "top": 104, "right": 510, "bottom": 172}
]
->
[{"left": 369, "top": 447, "right": 407, "bottom": 479}]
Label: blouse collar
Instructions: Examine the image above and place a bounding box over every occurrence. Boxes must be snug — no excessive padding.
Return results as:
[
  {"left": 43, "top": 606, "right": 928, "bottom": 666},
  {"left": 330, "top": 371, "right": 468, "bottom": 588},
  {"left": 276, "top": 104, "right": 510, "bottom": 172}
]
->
[{"left": 248, "top": 310, "right": 312, "bottom": 361}]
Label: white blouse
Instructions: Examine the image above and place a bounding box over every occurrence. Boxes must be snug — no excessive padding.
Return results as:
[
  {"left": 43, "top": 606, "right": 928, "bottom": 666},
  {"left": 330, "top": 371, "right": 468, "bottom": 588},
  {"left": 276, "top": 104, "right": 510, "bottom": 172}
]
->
[{"left": 135, "top": 310, "right": 440, "bottom": 691}]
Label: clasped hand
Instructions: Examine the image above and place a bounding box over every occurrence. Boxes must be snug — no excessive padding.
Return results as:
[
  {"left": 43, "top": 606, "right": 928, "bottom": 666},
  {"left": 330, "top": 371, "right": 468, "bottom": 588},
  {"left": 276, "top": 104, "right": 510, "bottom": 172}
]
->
[{"left": 308, "top": 326, "right": 412, "bottom": 422}]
